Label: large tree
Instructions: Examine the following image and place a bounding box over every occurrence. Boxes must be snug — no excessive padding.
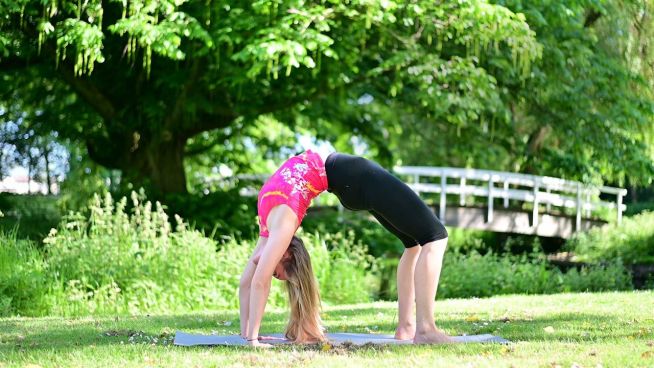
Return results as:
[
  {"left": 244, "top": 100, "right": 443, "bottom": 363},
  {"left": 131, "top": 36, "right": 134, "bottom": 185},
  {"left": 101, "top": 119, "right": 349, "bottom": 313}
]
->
[
  {"left": 0, "top": 0, "right": 540, "bottom": 193},
  {"left": 371, "top": 0, "right": 654, "bottom": 186},
  {"left": 172, "top": 0, "right": 654, "bottom": 189}
]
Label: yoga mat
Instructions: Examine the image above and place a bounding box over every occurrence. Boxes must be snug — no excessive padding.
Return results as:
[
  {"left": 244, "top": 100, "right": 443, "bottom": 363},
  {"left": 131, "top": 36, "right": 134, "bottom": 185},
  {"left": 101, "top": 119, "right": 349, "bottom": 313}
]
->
[{"left": 174, "top": 331, "right": 510, "bottom": 346}]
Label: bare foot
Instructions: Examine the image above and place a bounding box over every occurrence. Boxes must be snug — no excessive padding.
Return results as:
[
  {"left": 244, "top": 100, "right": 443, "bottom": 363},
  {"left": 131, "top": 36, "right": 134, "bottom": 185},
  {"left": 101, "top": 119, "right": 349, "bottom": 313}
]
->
[
  {"left": 413, "top": 329, "right": 455, "bottom": 344},
  {"left": 394, "top": 323, "right": 416, "bottom": 340},
  {"left": 246, "top": 340, "right": 273, "bottom": 348}
]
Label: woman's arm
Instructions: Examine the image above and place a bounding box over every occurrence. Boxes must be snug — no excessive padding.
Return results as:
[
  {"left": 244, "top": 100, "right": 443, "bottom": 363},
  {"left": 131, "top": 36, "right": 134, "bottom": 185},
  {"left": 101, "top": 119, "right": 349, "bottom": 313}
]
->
[
  {"left": 245, "top": 206, "right": 297, "bottom": 347},
  {"left": 239, "top": 237, "right": 267, "bottom": 337}
]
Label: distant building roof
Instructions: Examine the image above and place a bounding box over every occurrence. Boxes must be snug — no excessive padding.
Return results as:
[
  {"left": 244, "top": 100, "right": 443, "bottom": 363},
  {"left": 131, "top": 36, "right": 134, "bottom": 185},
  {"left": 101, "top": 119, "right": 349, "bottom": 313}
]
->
[{"left": 0, "top": 174, "right": 58, "bottom": 194}]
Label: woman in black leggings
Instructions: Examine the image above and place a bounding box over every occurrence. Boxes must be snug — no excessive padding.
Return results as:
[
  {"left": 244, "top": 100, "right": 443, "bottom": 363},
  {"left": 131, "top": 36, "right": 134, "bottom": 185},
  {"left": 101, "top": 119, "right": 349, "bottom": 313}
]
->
[
  {"left": 239, "top": 151, "right": 450, "bottom": 347},
  {"left": 326, "top": 153, "right": 448, "bottom": 246}
]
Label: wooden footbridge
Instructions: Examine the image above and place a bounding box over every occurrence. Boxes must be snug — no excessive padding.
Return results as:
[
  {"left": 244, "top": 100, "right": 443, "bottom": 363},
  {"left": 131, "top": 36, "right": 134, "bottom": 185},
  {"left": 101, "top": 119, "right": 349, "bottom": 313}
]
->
[
  {"left": 393, "top": 167, "right": 627, "bottom": 239},
  {"left": 237, "top": 166, "right": 627, "bottom": 239}
]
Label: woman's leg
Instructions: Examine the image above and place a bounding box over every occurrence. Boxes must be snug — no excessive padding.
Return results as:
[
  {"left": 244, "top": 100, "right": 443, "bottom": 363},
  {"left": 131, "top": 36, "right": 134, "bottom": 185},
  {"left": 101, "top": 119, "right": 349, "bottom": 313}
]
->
[
  {"left": 395, "top": 246, "right": 421, "bottom": 339},
  {"left": 368, "top": 210, "right": 421, "bottom": 339},
  {"left": 327, "top": 154, "right": 450, "bottom": 343},
  {"left": 413, "top": 237, "right": 452, "bottom": 344},
  {"left": 361, "top": 164, "right": 450, "bottom": 343}
]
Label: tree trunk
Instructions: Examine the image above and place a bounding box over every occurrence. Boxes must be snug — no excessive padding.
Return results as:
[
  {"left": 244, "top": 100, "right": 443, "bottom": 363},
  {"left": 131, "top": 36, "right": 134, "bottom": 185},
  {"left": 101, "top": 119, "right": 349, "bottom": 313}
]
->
[
  {"left": 43, "top": 145, "right": 52, "bottom": 195},
  {"left": 27, "top": 156, "right": 32, "bottom": 194},
  {"left": 0, "top": 150, "right": 4, "bottom": 181},
  {"left": 523, "top": 125, "right": 552, "bottom": 174},
  {"left": 143, "top": 134, "right": 188, "bottom": 194},
  {"left": 87, "top": 130, "right": 189, "bottom": 194}
]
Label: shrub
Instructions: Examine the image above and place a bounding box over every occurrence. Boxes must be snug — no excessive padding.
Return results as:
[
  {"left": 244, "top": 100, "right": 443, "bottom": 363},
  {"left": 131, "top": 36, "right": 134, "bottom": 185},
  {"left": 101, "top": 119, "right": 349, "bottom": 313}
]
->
[
  {"left": 445, "top": 227, "right": 499, "bottom": 254},
  {"left": 303, "top": 209, "right": 498, "bottom": 258},
  {"left": 302, "top": 210, "right": 405, "bottom": 258},
  {"left": 311, "top": 231, "right": 380, "bottom": 304},
  {"left": 625, "top": 201, "right": 654, "bottom": 216},
  {"left": 162, "top": 188, "right": 259, "bottom": 240},
  {"left": 0, "top": 193, "right": 61, "bottom": 241},
  {"left": 378, "top": 249, "right": 633, "bottom": 300},
  {"left": 32, "top": 192, "right": 378, "bottom": 316},
  {"left": 436, "top": 251, "right": 633, "bottom": 299},
  {"left": 43, "top": 192, "right": 230, "bottom": 315},
  {"left": 566, "top": 211, "right": 654, "bottom": 264},
  {"left": 0, "top": 231, "right": 49, "bottom": 316}
]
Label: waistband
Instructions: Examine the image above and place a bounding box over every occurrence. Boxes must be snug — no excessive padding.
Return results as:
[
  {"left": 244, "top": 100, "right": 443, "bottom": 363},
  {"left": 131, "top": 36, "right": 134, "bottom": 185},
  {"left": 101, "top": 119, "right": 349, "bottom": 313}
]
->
[
  {"left": 325, "top": 152, "right": 338, "bottom": 192},
  {"left": 325, "top": 152, "right": 367, "bottom": 193}
]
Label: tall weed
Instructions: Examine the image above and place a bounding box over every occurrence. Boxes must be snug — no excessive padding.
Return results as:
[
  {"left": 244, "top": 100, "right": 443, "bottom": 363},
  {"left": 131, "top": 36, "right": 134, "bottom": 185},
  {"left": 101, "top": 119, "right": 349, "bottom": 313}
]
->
[
  {"left": 310, "top": 231, "right": 379, "bottom": 305},
  {"left": 36, "top": 192, "right": 378, "bottom": 316},
  {"left": 44, "top": 192, "right": 227, "bottom": 315},
  {"left": 0, "top": 231, "right": 49, "bottom": 316}
]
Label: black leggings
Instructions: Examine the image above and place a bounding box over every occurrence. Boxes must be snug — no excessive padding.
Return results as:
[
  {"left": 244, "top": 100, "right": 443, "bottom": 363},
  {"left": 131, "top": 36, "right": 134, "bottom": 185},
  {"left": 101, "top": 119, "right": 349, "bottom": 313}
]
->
[{"left": 325, "top": 153, "right": 448, "bottom": 248}]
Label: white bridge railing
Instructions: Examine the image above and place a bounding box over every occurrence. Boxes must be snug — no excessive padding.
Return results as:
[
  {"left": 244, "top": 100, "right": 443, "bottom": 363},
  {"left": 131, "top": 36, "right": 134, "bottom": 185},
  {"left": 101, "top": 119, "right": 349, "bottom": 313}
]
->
[
  {"left": 232, "top": 167, "right": 627, "bottom": 231},
  {"left": 393, "top": 166, "right": 627, "bottom": 229}
]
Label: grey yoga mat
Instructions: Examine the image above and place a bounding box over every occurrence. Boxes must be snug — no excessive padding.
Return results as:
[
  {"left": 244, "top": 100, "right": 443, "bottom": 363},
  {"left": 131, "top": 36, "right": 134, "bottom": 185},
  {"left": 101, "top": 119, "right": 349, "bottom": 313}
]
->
[{"left": 173, "top": 331, "right": 510, "bottom": 346}]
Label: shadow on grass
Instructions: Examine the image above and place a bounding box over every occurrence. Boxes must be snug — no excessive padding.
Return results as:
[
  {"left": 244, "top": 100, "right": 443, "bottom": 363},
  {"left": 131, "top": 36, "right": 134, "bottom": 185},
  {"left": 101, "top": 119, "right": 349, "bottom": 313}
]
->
[{"left": 1, "top": 308, "right": 648, "bottom": 354}]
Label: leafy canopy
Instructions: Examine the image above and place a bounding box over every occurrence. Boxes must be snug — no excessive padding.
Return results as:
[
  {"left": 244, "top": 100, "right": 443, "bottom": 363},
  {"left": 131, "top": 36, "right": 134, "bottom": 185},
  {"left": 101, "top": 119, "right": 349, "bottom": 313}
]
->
[{"left": 3, "top": 0, "right": 649, "bottom": 192}]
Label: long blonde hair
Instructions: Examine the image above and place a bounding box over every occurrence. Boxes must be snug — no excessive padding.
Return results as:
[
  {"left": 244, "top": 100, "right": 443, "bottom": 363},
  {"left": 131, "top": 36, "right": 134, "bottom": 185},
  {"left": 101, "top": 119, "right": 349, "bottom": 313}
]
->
[{"left": 282, "top": 236, "right": 325, "bottom": 343}]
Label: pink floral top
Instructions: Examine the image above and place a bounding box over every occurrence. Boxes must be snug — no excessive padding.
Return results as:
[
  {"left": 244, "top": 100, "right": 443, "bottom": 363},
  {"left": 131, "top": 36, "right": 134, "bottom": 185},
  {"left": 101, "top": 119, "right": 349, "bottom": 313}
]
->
[{"left": 257, "top": 150, "right": 328, "bottom": 237}]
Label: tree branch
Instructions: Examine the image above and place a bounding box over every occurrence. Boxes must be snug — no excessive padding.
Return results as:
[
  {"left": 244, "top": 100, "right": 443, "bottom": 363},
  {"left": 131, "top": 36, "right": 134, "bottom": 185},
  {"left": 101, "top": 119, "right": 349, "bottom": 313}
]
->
[
  {"left": 85, "top": 130, "right": 132, "bottom": 171},
  {"left": 86, "top": 139, "right": 123, "bottom": 170},
  {"left": 185, "top": 133, "right": 231, "bottom": 156},
  {"left": 165, "top": 59, "right": 202, "bottom": 130},
  {"left": 57, "top": 66, "right": 117, "bottom": 121},
  {"left": 183, "top": 66, "right": 371, "bottom": 138},
  {"left": 183, "top": 111, "right": 237, "bottom": 137},
  {"left": 584, "top": 10, "right": 602, "bottom": 28},
  {"left": 254, "top": 72, "right": 370, "bottom": 117},
  {"left": 0, "top": 55, "right": 44, "bottom": 71},
  {"left": 30, "top": 42, "right": 119, "bottom": 122}
]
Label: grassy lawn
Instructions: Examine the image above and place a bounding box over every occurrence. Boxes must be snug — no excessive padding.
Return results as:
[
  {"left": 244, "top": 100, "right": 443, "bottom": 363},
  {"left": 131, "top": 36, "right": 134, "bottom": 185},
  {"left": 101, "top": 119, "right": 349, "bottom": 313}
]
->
[{"left": 1, "top": 291, "right": 653, "bottom": 367}]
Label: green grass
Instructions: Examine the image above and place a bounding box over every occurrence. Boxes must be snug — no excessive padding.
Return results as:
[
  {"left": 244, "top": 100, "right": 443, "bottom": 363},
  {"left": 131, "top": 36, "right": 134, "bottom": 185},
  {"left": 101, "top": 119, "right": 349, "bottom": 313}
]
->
[{"left": 1, "top": 291, "right": 653, "bottom": 367}]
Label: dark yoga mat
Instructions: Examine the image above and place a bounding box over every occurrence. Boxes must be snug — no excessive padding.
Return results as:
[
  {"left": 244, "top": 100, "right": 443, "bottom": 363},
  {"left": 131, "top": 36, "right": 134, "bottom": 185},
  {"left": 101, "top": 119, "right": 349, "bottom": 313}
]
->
[{"left": 173, "top": 331, "right": 510, "bottom": 346}]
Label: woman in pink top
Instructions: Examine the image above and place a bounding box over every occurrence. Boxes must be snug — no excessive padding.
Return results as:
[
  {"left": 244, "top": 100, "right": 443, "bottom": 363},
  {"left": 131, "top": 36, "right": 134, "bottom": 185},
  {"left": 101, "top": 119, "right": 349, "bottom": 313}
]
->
[{"left": 239, "top": 150, "right": 450, "bottom": 347}]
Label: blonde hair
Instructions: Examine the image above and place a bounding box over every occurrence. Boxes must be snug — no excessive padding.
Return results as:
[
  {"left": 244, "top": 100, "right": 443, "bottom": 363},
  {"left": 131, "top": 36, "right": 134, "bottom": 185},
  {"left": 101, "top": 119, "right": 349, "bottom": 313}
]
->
[{"left": 282, "top": 236, "right": 325, "bottom": 343}]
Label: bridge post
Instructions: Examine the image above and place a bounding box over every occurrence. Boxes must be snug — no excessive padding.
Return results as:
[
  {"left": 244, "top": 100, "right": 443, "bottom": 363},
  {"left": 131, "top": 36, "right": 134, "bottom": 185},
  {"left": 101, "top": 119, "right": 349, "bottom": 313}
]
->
[
  {"left": 617, "top": 192, "right": 624, "bottom": 224},
  {"left": 440, "top": 172, "right": 447, "bottom": 224},
  {"left": 503, "top": 181, "right": 509, "bottom": 208},
  {"left": 487, "top": 177, "right": 494, "bottom": 223},
  {"left": 576, "top": 184, "right": 582, "bottom": 231},
  {"left": 585, "top": 191, "right": 591, "bottom": 217},
  {"left": 460, "top": 177, "right": 466, "bottom": 206},
  {"left": 532, "top": 184, "right": 540, "bottom": 227},
  {"left": 546, "top": 187, "right": 551, "bottom": 212}
]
